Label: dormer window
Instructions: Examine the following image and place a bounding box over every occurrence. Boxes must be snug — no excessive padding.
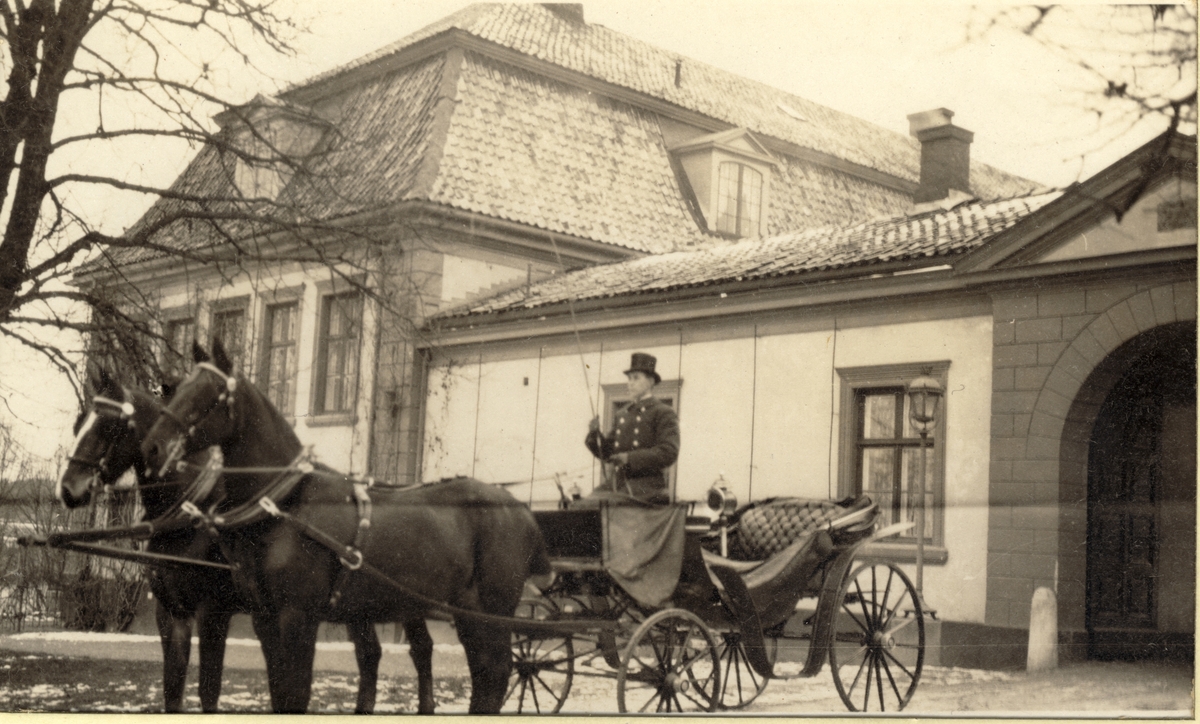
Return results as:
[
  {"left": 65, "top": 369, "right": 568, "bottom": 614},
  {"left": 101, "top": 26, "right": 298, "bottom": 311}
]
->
[
  {"left": 669, "top": 128, "right": 776, "bottom": 239},
  {"left": 717, "top": 162, "right": 762, "bottom": 237},
  {"left": 217, "top": 94, "right": 328, "bottom": 202}
]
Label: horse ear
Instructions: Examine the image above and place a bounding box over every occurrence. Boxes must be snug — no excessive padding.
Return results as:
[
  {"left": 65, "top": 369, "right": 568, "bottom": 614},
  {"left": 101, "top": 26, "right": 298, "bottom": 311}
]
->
[
  {"left": 192, "top": 339, "right": 211, "bottom": 364},
  {"left": 95, "top": 366, "right": 120, "bottom": 398},
  {"left": 212, "top": 336, "right": 233, "bottom": 375}
]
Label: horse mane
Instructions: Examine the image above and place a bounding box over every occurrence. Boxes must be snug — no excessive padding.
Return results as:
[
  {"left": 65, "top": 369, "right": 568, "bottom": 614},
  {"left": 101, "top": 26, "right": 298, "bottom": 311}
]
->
[{"left": 208, "top": 365, "right": 305, "bottom": 508}]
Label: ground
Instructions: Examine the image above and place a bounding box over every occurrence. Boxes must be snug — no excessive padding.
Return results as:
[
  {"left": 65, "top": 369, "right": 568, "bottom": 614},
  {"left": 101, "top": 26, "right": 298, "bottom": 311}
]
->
[{"left": 0, "top": 630, "right": 1192, "bottom": 714}]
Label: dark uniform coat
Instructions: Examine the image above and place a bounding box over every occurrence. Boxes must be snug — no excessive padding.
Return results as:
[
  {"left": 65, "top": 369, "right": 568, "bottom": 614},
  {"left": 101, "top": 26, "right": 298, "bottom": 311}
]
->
[{"left": 585, "top": 395, "right": 680, "bottom": 504}]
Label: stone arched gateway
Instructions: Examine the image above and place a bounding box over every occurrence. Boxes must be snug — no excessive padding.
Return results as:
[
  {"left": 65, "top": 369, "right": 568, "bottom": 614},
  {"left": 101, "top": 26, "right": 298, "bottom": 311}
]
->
[{"left": 987, "top": 281, "right": 1196, "bottom": 663}]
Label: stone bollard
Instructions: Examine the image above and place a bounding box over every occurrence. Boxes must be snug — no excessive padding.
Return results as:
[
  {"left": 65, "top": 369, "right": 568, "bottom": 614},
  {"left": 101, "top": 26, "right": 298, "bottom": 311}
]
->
[{"left": 1027, "top": 586, "right": 1058, "bottom": 672}]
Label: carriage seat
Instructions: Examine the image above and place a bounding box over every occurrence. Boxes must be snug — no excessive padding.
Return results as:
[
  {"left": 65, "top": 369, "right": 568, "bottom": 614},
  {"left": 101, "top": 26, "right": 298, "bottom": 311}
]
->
[
  {"left": 700, "top": 496, "right": 877, "bottom": 632},
  {"left": 701, "top": 496, "right": 876, "bottom": 570}
]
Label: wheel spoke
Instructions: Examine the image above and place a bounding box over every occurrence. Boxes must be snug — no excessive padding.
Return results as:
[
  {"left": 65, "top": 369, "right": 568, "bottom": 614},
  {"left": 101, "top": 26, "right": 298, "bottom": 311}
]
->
[
  {"left": 875, "top": 654, "right": 888, "bottom": 710},
  {"left": 881, "top": 653, "right": 905, "bottom": 703},
  {"left": 882, "top": 646, "right": 917, "bottom": 680},
  {"left": 862, "top": 651, "right": 874, "bottom": 710},
  {"left": 848, "top": 648, "right": 870, "bottom": 692}
]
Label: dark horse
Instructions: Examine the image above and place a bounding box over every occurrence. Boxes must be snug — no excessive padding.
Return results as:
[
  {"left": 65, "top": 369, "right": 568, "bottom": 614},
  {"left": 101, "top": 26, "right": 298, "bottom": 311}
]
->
[
  {"left": 141, "top": 339, "right": 552, "bottom": 714},
  {"left": 57, "top": 368, "right": 383, "bottom": 712}
]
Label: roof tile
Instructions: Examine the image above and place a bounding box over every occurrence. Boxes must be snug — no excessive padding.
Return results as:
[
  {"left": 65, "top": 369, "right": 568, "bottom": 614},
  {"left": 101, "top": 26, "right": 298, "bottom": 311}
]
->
[{"left": 443, "top": 189, "right": 1064, "bottom": 317}]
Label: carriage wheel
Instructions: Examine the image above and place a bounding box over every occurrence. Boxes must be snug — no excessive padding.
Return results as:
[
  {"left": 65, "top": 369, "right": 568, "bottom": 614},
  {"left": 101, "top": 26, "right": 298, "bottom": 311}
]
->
[
  {"left": 505, "top": 597, "right": 574, "bottom": 714},
  {"left": 716, "top": 631, "right": 777, "bottom": 709},
  {"left": 829, "top": 562, "right": 924, "bottom": 712},
  {"left": 617, "top": 608, "right": 720, "bottom": 713}
]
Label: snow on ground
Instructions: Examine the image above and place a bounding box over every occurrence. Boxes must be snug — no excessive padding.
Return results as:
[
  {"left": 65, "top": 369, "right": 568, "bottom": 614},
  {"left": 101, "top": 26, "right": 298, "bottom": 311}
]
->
[{"left": 4, "top": 629, "right": 464, "bottom": 654}]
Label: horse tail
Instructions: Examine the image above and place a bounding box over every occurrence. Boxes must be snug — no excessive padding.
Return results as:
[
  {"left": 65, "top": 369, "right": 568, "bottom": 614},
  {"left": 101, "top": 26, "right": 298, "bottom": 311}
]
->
[{"left": 525, "top": 514, "right": 551, "bottom": 578}]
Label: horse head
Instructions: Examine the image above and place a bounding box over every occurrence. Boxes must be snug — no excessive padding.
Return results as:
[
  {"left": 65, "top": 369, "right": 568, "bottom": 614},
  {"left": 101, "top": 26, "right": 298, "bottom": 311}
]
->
[
  {"left": 58, "top": 367, "right": 159, "bottom": 508},
  {"left": 142, "top": 338, "right": 241, "bottom": 481}
]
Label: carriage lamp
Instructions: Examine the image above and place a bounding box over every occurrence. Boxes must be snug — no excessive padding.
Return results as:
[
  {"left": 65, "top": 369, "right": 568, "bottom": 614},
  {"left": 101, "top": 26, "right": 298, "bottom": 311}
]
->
[
  {"left": 707, "top": 476, "right": 737, "bottom": 517},
  {"left": 906, "top": 374, "right": 943, "bottom": 616},
  {"left": 707, "top": 476, "right": 737, "bottom": 557}
]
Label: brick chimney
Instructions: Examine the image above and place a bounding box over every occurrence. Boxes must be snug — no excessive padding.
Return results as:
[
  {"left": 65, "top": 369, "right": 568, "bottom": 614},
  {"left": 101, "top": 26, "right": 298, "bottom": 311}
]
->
[
  {"left": 907, "top": 108, "right": 973, "bottom": 204},
  {"left": 543, "top": 4, "right": 584, "bottom": 23}
]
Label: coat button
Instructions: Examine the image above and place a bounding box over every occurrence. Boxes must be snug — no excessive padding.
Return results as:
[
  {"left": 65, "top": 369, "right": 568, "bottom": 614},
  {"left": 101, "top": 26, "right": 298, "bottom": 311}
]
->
[
  {"left": 633, "top": 428, "right": 639, "bottom": 434},
  {"left": 614, "top": 441, "right": 621, "bottom": 449},
  {"left": 636, "top": 416, "right": 642, "bottom": 421},
  {"left": 619, "top": 417, "right": 625, "bottom": 424},
  {"left": 632, "top": 441, "right": 640, "bottom": 447}
]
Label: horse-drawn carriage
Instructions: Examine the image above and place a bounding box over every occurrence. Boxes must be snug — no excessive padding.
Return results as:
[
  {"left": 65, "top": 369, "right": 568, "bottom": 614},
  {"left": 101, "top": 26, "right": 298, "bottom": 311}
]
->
[
  {"left": 37, "top": 341, "right": 924, "bottom": 714},
  {"left": 504, "top": 493, "right": 925, "bottom": 713}
]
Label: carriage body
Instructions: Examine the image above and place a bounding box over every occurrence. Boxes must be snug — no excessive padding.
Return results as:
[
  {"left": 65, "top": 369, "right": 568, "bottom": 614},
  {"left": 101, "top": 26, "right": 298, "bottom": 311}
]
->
[{"left": 506, "top": 495, "right": 926, "bottom": 714}]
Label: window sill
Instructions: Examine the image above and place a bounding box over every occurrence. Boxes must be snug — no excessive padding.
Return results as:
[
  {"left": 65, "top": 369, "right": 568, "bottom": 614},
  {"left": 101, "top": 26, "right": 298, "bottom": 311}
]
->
[
  {"left": 856, "top": 542, "right": 948, "bottom": 565},
  {"left": 304, "top": 413, "right": 357, "bottom": 428}
]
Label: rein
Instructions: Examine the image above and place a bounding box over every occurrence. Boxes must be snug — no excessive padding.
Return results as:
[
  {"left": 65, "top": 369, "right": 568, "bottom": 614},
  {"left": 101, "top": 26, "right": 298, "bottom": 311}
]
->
[{"left": 241, "top": 499, "right": 598, "bottom": 636}]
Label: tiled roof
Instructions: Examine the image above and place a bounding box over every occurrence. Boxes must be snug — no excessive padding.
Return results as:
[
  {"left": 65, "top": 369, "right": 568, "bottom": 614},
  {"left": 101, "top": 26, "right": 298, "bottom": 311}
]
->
[
  {"left": 300, "top": 3, "right": 1039, "bottom": 198},
  {"left": 94, "top": 4, "right": 1043, "bottom": 273},
  {"left": 93, "top": 55, "right": 448, "bottom": 270},
  {"left": 442, "top": 189, "right": 1065, "bottom": 317}
]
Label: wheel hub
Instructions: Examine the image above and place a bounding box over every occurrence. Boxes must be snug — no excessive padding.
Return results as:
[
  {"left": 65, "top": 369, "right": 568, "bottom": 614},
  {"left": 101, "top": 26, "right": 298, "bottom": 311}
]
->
[
  {"left": 662, "top": 672, "right": 690, "bottom": 694},
  {"left": 871, "top": 630, "right": 896, "bottom": 650}
]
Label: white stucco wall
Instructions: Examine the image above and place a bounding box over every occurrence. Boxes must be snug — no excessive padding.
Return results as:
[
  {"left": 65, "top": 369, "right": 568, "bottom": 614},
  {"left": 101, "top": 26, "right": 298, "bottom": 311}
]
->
[
  {"left": 440, "top": 254, "right": 527, "bottom": 307},
  {"left": 423, "top": 310, "right": 994, "bottom": 623},
  {"left": 831, "top": 316, "right": 995, "bottom": 624}
]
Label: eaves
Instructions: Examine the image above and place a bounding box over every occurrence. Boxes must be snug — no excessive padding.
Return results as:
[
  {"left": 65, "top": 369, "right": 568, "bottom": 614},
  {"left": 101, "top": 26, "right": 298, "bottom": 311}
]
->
[
  {"left": 71, "top": 198, "right": 635, "bottom": 289},
  {"left": 425, "top": 245, "right": 1196, "bottom": 349}
]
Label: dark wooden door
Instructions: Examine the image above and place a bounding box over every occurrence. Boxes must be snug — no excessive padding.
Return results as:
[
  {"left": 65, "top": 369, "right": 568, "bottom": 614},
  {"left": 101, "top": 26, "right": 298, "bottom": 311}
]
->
[
  {"left": 1086, "top": 323, "right": 1196, "bottom": 660},
  {"left": 1087, "top": 396, "right": 1160, "bottom": 630}
]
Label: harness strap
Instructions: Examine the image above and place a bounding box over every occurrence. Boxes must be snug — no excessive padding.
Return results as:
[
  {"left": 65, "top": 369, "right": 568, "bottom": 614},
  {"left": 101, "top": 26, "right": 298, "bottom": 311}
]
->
[
  {"left": 254, "top": 497, "right": 588, "bottom": 636},
  {"left": 211, "top": 452, "right": 314, "bottom": 529},
  {"left": 327, "top": 481, "right": 374, "bottom": 610}
]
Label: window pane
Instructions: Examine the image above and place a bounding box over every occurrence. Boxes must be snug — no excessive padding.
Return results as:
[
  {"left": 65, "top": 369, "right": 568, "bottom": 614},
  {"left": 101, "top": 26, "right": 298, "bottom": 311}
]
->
[
  {"left": 165, "top": 319, "right": 195, "bottom": 377},
  {"left": 716, "top": 162, "right": 740, "bottom": 234},
  {"left": 901, "top": 446, "right": 935, "bottom": 541},
  {"left": 263, "top": 303, "right": 297, "bottom": 414},
  {"left": 860, "top": 447, "right": 895, "bottom": 518},
  {"left": 318, "top": 293, "right": 361, "bottom": 414},
  {"left": 861, "top": 394, "right": 897, "bottom": 439},
  {"left": 739, "top": 166, "right": 762, "bottom": 237},
  {"left": 212, "top": 309, "right": 245, "bottom": 372}
]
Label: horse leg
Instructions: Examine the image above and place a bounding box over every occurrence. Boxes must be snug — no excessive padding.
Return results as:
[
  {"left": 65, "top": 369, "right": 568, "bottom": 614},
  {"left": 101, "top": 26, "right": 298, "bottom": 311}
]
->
[
  {"left": 263, "top": 607, "right": 320, "bottom": 713},
  {"left": 402, "top": 618, "right": 435, "bottom": 714},
  {"left": 455, "top": 617, "right": 514, "bottom": 714},
  {"left": 196, "top": 606, "right": 233, "bottom": 713},
  {"left": 346, "top": 619, "right": 381, "bottom": 714},
  {"left": 155, "top": 600, "right": 192, "bottom": 713},
  {"left": 250, "top": 612, "right": 283, "bottom": 704}
]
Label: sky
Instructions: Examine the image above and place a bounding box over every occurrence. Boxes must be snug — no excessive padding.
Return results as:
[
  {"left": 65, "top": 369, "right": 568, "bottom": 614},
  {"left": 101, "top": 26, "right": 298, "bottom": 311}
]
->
[{"left": 0, "top": 1, "right": 1189, "bottom": 464}]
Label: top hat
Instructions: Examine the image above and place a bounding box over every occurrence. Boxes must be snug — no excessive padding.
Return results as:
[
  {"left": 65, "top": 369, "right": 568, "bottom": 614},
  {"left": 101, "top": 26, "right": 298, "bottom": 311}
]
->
[{"left": 624, "top": 352, "right": 661, "bottom": 384}]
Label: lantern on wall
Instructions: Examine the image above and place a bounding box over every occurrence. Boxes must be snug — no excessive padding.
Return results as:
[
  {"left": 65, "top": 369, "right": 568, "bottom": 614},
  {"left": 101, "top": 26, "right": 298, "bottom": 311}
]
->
[
  {"left": 906, "top": 375, "right": 943, "bottom": 435},
  {"left": 906, "top": 373, "right": 943, "bottom": 614}
]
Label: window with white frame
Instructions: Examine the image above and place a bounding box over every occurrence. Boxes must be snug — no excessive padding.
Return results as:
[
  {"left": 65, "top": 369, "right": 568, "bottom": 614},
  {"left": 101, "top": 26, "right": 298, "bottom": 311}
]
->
[
  {"left": 314, "top": 291, "right": 362, "bottom": 415},
  {"left": 163, "top": 316, "right": 196, "bottom": 378},
  {"left": 260, "top": 301, "right": 298, "bottom": 415},
  {"left": 837, "top": 362, "right": 948, "bottom": 559},
  {"left": 210, "top": 304, "right": 247, "bottom": 374},
  {"left": 716, "top": 161, "right": 762, "bottom": 237}
]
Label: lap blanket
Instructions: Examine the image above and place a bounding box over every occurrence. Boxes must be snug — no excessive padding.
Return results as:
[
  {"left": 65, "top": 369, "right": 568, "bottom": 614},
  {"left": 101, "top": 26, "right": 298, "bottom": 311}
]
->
[{"left": 592, "top": 495, "right": 686, "bottom": 608}]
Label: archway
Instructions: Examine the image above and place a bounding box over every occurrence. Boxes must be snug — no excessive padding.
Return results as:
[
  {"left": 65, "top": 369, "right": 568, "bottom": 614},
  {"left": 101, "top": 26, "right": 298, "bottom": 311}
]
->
[{"left": 1085, "top": 323, "right": 1195, "bottom": 660}]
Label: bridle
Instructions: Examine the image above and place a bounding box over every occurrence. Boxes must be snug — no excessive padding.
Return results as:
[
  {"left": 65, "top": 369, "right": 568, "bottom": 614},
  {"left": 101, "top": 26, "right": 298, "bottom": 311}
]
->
[
  {"left": 68, "top": 393, "right": 138, "bottom": 481},
  {"left": 153, "top": 362, "right": 237, "bottom": 479}
]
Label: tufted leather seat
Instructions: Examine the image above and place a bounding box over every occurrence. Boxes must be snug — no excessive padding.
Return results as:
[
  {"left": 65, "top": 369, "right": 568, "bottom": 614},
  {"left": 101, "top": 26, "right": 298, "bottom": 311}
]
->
[{"left": 728, "top": 497, "right": 872, "bottom": 561}]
